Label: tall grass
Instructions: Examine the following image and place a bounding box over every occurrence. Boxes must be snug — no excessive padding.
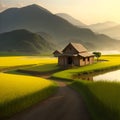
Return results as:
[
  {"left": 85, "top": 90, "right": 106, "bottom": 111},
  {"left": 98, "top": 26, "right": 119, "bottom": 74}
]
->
[
  {"left": 0, "top": 73, "right": 57, "bottom": 119},
  {"left": 70, "top": 80, "right": 120, "bottom": 120},
  {"left": 52, "top": 55, "right": 120, "bottom": 120}
]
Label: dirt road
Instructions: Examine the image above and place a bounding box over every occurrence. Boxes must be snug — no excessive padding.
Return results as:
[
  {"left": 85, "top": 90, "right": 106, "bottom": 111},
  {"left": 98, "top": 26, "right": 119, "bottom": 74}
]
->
[{"left": 7, "top": 80, "right": 91, "bottom": 120}]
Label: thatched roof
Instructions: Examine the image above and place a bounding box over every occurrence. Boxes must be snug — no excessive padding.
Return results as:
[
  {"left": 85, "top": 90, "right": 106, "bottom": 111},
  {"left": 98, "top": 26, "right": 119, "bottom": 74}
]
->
[
  {"left": 70, "top": 42, "right": 87, "bottom": 53},
  {"left": 53, "top": 50, "right": 62, "bottom": 54},
  {"left": 79, "top": 52, "right": 94, "bottom": 57},
  {"left": 53, "top": 42, "right": 94, "bottom": 57},
  {"left": 63, "top": 42, "right": 87, "bottom": 53}
]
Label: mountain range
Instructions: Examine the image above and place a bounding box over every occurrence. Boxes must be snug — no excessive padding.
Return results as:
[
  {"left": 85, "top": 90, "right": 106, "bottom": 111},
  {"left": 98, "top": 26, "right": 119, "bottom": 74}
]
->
[
  {"left": 99, "top": 25, "right": 120, "bottom": 40},
  {"left": 56, "top": 13, "right": 86, "bottom": 27},
  {"left": 0, "top": 29, "right": 54, "bottom": 54},
  {"left": 88, "top": 21, "right": 118, "bottom": 31},
  {"left": 0, "top": 4, "right": 120, "bottom": 54},
  {"left": 56, "top": 14, "right": 120, "bottom": 40},
  {"left": 88, "top": 22, "right": 120, "bottom": 40}
]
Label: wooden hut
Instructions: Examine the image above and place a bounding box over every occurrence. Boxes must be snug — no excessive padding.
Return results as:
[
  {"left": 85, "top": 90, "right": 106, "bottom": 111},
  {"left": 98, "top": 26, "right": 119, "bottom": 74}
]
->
[{"left": 53, "top": 42, "right": 94, "bottom": 66}]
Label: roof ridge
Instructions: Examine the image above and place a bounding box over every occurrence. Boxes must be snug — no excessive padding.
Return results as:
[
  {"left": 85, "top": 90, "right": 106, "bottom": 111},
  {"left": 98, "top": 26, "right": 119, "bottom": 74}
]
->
[{"left": 70, "top": 42, "right": 87, "bottom": 53}]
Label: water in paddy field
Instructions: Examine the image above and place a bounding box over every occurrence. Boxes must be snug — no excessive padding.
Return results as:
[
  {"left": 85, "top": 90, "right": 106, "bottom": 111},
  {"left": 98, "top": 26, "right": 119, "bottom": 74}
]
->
[
  {"left": 74, "top": 69, "right": 120, "bottom": 82},
  {"left": 93, "top": 70, "right": 120, "bottom": 82}
]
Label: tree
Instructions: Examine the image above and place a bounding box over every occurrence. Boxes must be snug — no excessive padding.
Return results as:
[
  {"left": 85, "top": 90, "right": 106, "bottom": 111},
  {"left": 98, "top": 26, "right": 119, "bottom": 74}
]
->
[{"left": 93, "top": 52, "right": 101, "bottom": 61}]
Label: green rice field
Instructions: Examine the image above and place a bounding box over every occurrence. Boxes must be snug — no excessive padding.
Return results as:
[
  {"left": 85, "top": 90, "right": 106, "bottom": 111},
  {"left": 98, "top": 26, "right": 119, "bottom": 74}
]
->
[{"left": 52, "top": 55, "right": 120, "bottom": 120}]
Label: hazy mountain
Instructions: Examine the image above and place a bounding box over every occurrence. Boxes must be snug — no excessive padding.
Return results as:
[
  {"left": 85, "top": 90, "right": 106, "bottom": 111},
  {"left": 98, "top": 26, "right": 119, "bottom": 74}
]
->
[
  {"left": 100, "top": 25, "right": 120, "bottom": 40},
  {"left": 88, "top": 21, "right": 120, "bottom": 40},
  {"left": 37, "top": 32, "right": 57, "bottom": 43},
  {"left": 0, "top": 4, "right": 120, "bottom": 51},
  {"left": 56, "top": 13, "right": 86, "bottom": 27},
  {"left": 56, "top": 13, "right": 120, "bottom": 40},
  {"left": 0, "top": 29, "right": 54, "bottom": 54},
  {"left": 88, "top": 21, "right": 118, "bottom": 32}
]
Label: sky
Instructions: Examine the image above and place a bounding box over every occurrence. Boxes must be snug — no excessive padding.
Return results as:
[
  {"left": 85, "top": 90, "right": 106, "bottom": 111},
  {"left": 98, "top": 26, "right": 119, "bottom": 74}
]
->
[{"left": 0, "top": 0, "right": 120, "bottom": 25}]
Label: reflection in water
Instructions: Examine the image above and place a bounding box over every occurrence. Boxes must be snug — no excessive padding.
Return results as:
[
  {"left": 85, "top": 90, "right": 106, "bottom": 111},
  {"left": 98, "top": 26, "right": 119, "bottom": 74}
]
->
[
  {"left": 73, "top": 74, "right": 93, "bottom": 81},
  {"left": 73, "top": 69, "right": 120, "bottom": 82},
  {"left": 94, "top": 70, "right": 120, "bottom": 82}
]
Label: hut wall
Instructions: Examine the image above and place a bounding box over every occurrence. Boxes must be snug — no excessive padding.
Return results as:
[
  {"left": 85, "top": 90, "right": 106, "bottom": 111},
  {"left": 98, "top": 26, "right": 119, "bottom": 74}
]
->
[
  {"left": 58, "top": 56, "right": 68, "bottom": 66},
  {"left": 80, "top": 56, "right": 94, "bottom": 66},
  {"left": 73, "top": 56, "right": 80, "bottom": 66},
  {"left": 58, "top": 56, "right": 94, "bottom": 66},
  {"left": 90, "top": 56, "right": 94, "bottom": 64},
  {"left": 58, "top": 56, "right": 64, "bottom": 65},
  {"left": 85, "top": 57, "right": 90, "bottom": 65},
  {"left": 64, "top": 56, "right": 68, "bottom": 66},
  {"left": 80, "top": 58, "right": 86, "bottom": 66},
  {"left": 54, "top": 53, "right": 61, "bottom": 57}
]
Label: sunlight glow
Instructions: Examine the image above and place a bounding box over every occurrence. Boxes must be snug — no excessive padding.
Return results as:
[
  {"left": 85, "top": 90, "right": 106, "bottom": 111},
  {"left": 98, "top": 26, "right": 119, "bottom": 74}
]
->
[
  {"left": 0, "top": 0, "right": 120, "bottom": 24},
  {"left": 94, "top": 70, "right": 120, "bottom": 82}
]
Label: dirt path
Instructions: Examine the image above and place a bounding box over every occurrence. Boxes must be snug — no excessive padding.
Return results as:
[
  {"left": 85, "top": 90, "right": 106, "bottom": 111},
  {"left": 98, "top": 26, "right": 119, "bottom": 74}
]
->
[{"left": 7, "top": 80, "right": 91, "bottom": 120}]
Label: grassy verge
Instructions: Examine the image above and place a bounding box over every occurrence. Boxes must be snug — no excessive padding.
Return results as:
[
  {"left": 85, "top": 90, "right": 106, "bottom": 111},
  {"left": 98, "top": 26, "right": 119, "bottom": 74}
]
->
[
  {"left": 0, "top": 73, "right": 57, "bottom": 119},
  {"left": 5, "top": 63, "right": 62, "bottom": 78},
  {"left": 17, "top": 63, "right": 61, "bottom": 73},
  {"left": 52, "top": 55, "right": 120, "bottom": 80},
  {"left": 70, "top": 80, "right": 120, "bottom": 120},
  {"left": 0, "top": 64, "right": 37, "bottom": 73}
]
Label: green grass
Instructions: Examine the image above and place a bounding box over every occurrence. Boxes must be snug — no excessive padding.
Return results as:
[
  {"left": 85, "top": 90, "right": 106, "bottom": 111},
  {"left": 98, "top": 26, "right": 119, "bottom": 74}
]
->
[
  {"left": 0, "top": 73, "right": 57, "bottom": 119},
  {"left": 70, "top": 80, "right": 120, "bottom": 120},
  {"left": 19, "top": 63, "right": 60, "bottom": 73},
  {"left": 5, "top": 63, "right": 61, "bottom": 77}
]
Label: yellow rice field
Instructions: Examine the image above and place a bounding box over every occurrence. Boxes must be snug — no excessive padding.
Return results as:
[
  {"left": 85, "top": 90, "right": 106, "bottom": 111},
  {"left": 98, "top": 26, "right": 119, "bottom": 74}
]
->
[
  {"left": 0, "top": 73, "right": 55, "bottom": 105},
  {"left": 0, "top": 56, "right": 57, "bottom": 118},
  {"left": 0, "top": 56, "right": 57, "bottom": 67}
]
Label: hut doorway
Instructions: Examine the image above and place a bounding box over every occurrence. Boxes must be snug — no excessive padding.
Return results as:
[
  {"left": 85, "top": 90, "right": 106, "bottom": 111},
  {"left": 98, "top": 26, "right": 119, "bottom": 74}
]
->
[{"left": 67, "top": 57, "right": 73, "bottom": 65}]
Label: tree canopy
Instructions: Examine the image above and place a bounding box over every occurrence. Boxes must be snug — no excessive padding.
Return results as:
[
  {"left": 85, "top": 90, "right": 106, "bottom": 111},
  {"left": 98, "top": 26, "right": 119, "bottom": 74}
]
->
[{"left": 93, "top": 52, "right": 101, "bottom": 61}]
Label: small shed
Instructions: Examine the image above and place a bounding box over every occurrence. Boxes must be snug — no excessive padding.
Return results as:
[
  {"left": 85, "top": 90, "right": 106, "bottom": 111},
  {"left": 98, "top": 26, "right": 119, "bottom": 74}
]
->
[{"left": 53, "top": 42, "right": 94, "bottom": 66}]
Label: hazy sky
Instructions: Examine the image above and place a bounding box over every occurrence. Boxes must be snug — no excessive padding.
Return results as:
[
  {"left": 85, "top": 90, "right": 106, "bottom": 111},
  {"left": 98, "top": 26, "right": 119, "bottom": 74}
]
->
[{"left": 0, "top": 0, "right": 120, "bottom": 24}]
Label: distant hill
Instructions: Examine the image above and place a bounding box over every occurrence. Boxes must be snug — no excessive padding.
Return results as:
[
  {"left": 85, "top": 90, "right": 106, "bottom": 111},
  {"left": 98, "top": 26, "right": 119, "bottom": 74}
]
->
[
  {"left": 37, "top": 32, "right": 57, "bottom": 43},
  {"left": 0, "top": 4, "right": 120, "bottom": 51},
  {"left": 88, "top": 21, "right": 120, "bottom": 40},
  {"left": 56, "top": 13, "right": 86, "bottom": 27},
  {"left": 100, "top": 25, "right": 120, "bottom": 40},
  {"left": 0, "top": 29, "right": 54, "bottom": 54},
  {"left": 88, "top": 21, "right": 118, "bottom": 32}
]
